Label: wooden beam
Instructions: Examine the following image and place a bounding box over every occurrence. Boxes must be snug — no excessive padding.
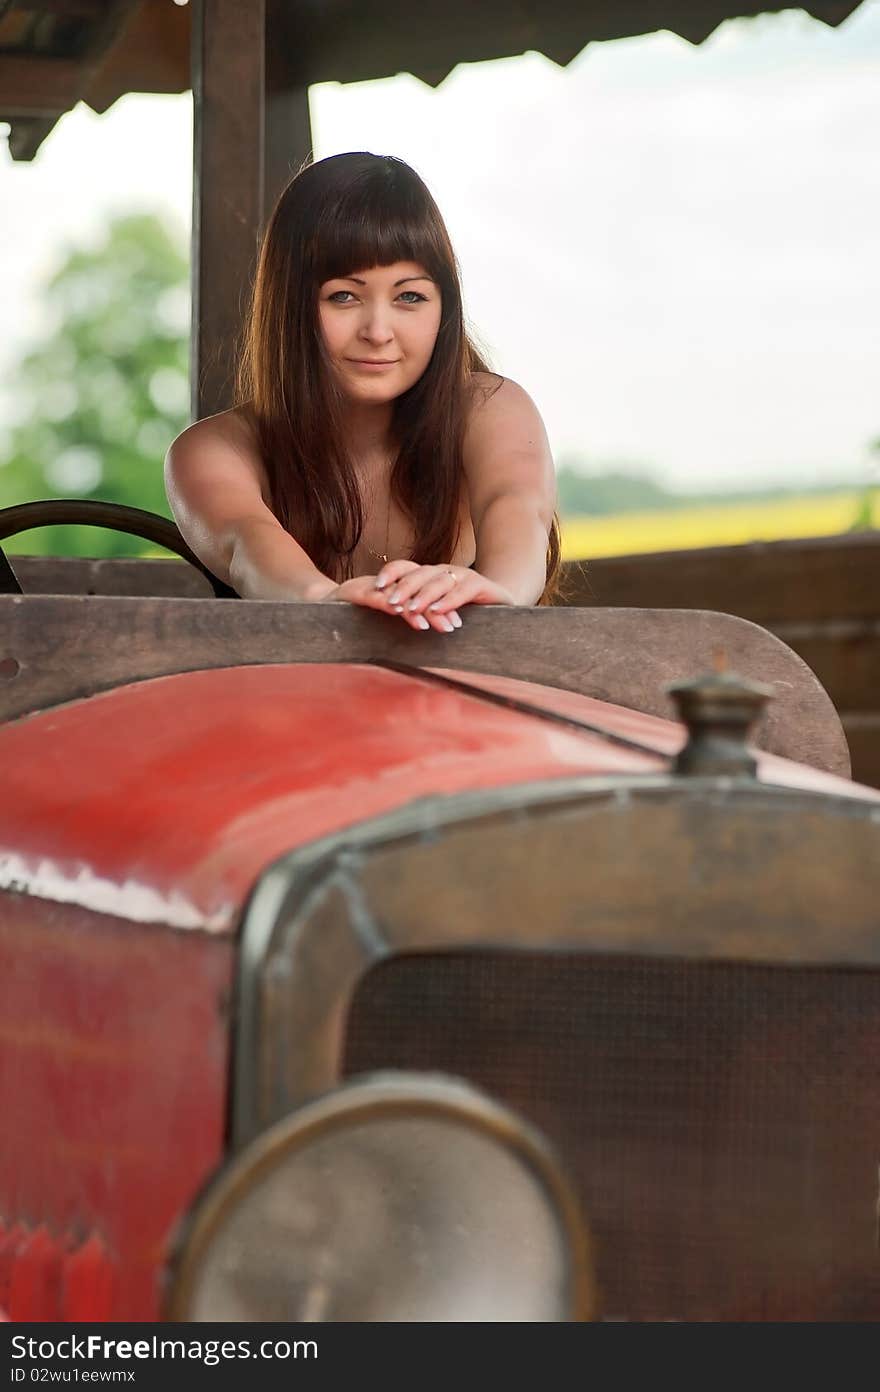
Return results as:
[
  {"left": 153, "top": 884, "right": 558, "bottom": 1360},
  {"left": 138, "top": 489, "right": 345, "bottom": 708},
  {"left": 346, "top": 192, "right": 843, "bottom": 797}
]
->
[
  {"left": 0, "top": 54, "right": 81, "bottom": 115},
  {"left": 0, "top": 0, "right": 142, "bottom": 156},
  {"left": 190, "top": 0, "right": 312, "bottom": 421},
  {"left": 7, "top": 113, "right": 60, "bottom": 159}
]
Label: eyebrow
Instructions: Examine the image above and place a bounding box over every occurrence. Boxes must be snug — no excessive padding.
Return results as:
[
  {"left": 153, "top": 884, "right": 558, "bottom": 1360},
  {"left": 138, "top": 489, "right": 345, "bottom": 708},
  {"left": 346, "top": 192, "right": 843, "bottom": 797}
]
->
[{"left": 338, "top": 275, "right": 434, "bottom": 286}]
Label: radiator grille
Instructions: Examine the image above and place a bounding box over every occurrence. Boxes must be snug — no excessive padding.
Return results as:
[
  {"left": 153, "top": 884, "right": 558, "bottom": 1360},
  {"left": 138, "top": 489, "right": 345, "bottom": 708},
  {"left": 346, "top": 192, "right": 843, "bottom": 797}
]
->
[{"left": 344, "top": 952, "right": 880, "bottom": 1321}]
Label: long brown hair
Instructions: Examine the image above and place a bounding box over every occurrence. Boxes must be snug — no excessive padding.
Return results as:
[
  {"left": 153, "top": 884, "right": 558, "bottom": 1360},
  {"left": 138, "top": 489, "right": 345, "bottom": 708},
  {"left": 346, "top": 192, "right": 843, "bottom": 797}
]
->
[{"left": 237, "top": 152, "right": 560, "bottom": 600}]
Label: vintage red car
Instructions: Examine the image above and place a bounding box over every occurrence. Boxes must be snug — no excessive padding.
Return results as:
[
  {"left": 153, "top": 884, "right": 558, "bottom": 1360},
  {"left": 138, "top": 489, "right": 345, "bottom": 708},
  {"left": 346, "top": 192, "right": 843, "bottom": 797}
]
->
[{"left": 1, "top": 502, "right": 879, "bottom": 1322}]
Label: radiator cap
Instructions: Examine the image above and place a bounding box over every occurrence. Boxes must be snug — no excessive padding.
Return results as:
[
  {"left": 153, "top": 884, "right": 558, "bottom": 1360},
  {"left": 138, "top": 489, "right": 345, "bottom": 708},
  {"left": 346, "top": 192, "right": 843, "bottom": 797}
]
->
[{"left": 667, "top": 651, "right": 774, "bottom": 778}]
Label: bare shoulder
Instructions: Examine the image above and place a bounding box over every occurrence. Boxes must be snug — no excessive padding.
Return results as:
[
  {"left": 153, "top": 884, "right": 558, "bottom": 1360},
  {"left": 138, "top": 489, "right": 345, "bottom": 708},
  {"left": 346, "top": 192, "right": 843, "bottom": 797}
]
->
[
  {"left": 462, "top": 373, "right": 554, "bottom": 514},
  {"left": 464, "top": 373, "right": 550, "bottom": 449},
  {"left": 165, "top": 405, "right": 267, "bottom": 490},
  {"left": 164, "top": 404, "right": 278, "bottom": 572},
  {"left": 465, "top": 373, "right": 546, "bottom": 435}
]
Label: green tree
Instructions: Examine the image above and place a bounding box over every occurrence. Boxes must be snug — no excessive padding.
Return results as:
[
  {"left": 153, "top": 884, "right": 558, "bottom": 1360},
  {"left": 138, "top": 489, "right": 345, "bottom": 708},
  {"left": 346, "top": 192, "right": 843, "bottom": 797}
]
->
[{"left": 0, "top": 213, "right": 189, "bottom": 556}]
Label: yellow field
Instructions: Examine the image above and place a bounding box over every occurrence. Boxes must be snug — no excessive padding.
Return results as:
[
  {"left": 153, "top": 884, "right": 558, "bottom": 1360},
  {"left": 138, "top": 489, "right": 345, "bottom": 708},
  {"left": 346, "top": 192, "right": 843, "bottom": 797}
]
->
[{"left": 561, "top": 490, "right": 872, "bottom": 559}]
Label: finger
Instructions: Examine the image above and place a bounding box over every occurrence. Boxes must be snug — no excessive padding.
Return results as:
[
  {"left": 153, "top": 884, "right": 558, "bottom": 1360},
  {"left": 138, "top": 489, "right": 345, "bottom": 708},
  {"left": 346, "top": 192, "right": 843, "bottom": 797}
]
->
[
  {"left": 398, "top": 606, "right": 457, "bottom": 634},
  {"left": 425, "top": 608, "right": 457, "bottom": 633},
  {"left": 425, "top": 577, "right": 480, "bottom": 614},
  {"left": 384, "top": 565, "right": 446, "bottom": 606},
  {"left": 342, "top": 586, "right": 408, "bottom": 618},
  {"left": 399, "top": 609, "right": 436, "bottom": 632},
  {"left": 405, "top": 573, "right": 461, "bottom": 614},
  {"left": 374, "top": 559, "right": 419, "bottom": 591}
]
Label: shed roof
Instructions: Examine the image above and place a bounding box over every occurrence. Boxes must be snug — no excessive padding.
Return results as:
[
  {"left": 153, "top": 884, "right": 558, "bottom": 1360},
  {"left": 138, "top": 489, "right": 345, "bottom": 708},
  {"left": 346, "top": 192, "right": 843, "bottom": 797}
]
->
[{"left": 0, "top": 0, "right": 866, "bottom": 159}]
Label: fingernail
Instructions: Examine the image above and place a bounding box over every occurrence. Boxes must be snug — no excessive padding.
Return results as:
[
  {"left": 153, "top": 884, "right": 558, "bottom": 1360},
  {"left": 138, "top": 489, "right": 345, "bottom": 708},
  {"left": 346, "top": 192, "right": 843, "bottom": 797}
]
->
[
  {"left": 386, "top": 589, "right": 399, "bottom": 604},
  {"left": 374, "top": 578, "right": 387, "bottom": 590},
  {"left": 393, "top": 605, "right": 404, "bottom": 613},
  {"left": 439, "top": 618, "right": 454, "bottom": 633},
  {"left": 415, "top": 616, "right": 430, "bottom": 631},
  {"left": 428, "top": 603, "right": 441, "bottom": 612},
  {"left": 407, "top": 600, "right": 420, "bottom": 612},
  {"left": 451, "top": 613, "right": 462, "bottom": 629}
]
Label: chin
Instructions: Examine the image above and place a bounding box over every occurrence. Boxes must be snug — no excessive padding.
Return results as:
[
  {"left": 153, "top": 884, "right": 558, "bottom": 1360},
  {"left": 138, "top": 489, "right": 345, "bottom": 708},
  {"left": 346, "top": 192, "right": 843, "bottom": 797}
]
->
[{"left": 345, "top": 379, "right": 409, "bottom": 405}]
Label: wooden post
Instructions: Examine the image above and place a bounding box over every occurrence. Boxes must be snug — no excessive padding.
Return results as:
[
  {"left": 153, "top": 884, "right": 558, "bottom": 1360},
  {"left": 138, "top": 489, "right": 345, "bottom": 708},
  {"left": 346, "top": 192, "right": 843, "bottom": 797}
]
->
[{"left": 190, "top": 0, "right": 312, "bottom": 421}]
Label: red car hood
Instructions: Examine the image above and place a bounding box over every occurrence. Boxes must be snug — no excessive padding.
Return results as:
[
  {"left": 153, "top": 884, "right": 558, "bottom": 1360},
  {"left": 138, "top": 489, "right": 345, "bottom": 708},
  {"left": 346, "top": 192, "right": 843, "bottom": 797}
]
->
[{"left": 1, "top": 662, "right": 872, "bottom": 933}]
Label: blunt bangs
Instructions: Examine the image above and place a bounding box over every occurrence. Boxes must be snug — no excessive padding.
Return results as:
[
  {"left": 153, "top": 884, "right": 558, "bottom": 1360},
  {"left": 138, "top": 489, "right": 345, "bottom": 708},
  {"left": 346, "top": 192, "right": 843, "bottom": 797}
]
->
[{"left": 308, "top": 158, "right": 452, "bottom": 288}]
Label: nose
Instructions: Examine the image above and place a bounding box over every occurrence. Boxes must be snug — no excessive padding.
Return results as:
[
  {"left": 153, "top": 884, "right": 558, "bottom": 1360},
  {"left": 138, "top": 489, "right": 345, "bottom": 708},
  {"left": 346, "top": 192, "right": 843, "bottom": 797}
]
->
[{"left": 358, "top": 303, "right": 394, "bottom": 347}]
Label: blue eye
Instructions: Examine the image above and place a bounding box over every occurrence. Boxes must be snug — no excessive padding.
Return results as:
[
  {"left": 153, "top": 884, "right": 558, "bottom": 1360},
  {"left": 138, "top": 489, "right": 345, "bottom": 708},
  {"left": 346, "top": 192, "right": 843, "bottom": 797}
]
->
[
  {"left": 327, "top": 290, "right": 355, "bottom": 303},
  {"left": 398, "top": 291, "right": 428, "bottom": 304}
]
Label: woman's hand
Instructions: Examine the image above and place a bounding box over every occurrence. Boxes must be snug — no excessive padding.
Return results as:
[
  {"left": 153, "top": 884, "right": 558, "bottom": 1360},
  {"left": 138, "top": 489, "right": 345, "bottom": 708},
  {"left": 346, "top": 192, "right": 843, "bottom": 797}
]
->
[
  {"left": 374, "top": 561, "right": 516, "bottom": 616},
  {"left": 324, "top": 567, "right": 463, "bottom": 633}
]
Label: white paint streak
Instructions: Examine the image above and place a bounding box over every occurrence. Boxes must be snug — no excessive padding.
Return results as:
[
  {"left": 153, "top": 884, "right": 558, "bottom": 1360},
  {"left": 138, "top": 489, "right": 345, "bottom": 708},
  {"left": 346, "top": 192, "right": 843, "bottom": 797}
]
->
[{"left": 0, "top": 851, "right": 231, "bottom": 932}]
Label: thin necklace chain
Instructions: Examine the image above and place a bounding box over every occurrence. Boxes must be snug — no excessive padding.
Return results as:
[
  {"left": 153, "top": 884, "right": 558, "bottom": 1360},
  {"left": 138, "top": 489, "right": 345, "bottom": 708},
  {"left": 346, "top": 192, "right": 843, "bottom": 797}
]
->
[{"left": 364, "top": 467, "right": 392, "bottom": 566}]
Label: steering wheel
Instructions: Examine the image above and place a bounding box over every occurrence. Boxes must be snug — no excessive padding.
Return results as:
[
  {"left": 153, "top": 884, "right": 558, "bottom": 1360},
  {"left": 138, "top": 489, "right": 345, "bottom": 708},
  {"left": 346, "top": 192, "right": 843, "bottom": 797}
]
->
[{"left": 0, "top": 500, "right": 237, "bottom": 598}]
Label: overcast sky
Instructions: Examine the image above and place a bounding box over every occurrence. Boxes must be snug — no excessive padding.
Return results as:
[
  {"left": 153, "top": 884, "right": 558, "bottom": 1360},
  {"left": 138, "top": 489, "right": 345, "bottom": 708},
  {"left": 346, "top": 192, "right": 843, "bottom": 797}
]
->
[{"left": 1, "top": 2, "right": 878, "bottom": 491}]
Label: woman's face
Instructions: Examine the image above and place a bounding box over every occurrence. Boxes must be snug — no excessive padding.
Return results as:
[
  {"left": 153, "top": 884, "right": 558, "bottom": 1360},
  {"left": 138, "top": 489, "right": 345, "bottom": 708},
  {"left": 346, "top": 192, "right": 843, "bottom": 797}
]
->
[{"left": 318, "top": 261, "right": 442, "bottom": 405}]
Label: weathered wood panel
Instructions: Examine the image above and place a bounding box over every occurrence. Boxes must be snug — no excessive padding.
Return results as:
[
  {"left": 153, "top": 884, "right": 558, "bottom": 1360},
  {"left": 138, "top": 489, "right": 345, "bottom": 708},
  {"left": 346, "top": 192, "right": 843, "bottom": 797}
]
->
[
  {"left": 570, "top": 533, "right": 880, "bottom": 787},
  {"left": 841, "top": 714, "right": 880, "bottom": 792},
  {"left": 772, "top": 622, "right": 879, "bottom": 714},
  {"left": 12, "top": 535, "right": 880, "bottom": 617},
  {"left": 570, "top": 533, "right": 880, "bottom": 624},
  {"left": 10, "top": 555, "right": 210, "bottom": 598},
  {"left": 0, "top": 594, "right": 849, "bottom": 776},
  {"left": 9, "top": 536, "right": 877, "bottom": 783}
]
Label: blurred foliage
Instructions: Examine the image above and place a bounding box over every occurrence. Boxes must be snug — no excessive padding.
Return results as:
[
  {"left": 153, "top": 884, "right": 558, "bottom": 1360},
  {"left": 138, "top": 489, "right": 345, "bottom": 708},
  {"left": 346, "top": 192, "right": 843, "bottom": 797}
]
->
[
  {"left": 556, "top": 463, "right": 673, "bottom": 516},
  {"left": 557, "top": 460, "right": 877, "bottom": 524},
  {"left": 0, "top": 213, "right": 189, "bottom": 556}
]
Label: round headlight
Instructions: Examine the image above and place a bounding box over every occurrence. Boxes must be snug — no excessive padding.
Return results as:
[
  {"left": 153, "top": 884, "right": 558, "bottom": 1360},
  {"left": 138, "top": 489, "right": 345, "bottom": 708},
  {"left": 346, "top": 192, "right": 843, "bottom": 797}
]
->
[{"left": 166, "top": 1072, "right": 593, "bottom": 1321}]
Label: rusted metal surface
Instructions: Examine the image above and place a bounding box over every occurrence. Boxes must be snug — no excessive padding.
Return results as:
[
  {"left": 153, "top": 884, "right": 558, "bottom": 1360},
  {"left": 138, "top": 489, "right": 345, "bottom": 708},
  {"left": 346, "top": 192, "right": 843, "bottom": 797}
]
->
[
  {"left": 231, "top": 774, "right": 880, "bottom": 1319},
  {"left": 1, "top": 654, "right": 877, "bottom": 1321},
  {"left": 0, "top": 895, "right": 233, "bottom": 1320},
  {"left": 232, "top": 777, "right": 880, "bottom": 1143},
  {"left": 667, "top": 665, "right": 774, "bottom": 777},
  {"left": 0, "top": 595, "right": 851, "bottom": 775}
]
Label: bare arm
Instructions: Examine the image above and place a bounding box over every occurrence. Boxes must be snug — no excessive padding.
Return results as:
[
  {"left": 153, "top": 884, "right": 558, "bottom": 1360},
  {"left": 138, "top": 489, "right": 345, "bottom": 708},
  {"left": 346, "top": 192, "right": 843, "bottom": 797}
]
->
[
  {"left": 463, "top": 377, "right": 556, "bottom": 606},
  {"left": 371, "top": 377, "right": 556, "bottom": 616},
  {"left": 164, "top": 417, "right": 336, "bottom": 602},
  {"left": 165, "top": 416, "right": 461, "bottom": 631}
]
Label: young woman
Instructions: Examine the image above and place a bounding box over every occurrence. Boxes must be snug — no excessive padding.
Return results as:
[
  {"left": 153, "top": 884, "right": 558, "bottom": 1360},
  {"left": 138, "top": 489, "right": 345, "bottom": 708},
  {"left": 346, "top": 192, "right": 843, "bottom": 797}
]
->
[{"left": 165, "top": 152, "right": 560, "bottom": 634}]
